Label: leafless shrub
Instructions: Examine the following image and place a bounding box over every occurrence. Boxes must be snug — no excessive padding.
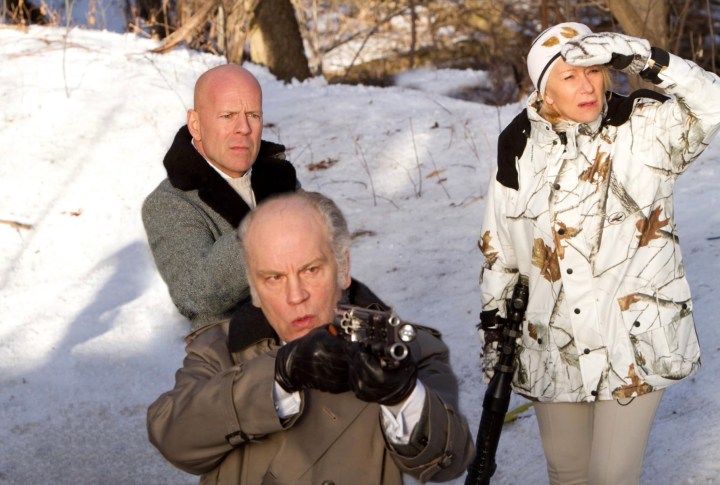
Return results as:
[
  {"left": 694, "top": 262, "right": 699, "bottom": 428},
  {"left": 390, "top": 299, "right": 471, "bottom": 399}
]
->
[
  {"left": 352, "top": 135, "right": 377, "bottom": 206},
  {"left": 3, "top": 1, "right": 719, "bottom": 95},
  {"left": 2, "top": 0, "right": 49, "bottom": 26}
]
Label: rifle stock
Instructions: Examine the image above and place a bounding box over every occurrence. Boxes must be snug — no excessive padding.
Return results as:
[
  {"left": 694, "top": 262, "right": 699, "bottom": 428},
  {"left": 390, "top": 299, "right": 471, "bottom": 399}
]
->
[{"left": 465, "top": 274, "right": 529, "bottom": 485}]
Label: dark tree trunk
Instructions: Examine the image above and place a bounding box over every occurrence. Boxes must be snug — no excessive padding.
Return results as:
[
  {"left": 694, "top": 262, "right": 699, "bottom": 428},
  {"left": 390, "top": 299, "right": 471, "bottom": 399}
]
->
[
  {"left": 248, "top": 0, "right": 311, "bottom": 82},
  {"left": 222, "top": 0, "right": 249, "bottom": 66},
  {"left": 124, "top": 0, "right": 171, "bottom": 38},
  {"left": 5, "top": 0, "right": 48, "bottom": 25},
  {"left": 608, "top": 0, "right": 669, "bottom": 91}
]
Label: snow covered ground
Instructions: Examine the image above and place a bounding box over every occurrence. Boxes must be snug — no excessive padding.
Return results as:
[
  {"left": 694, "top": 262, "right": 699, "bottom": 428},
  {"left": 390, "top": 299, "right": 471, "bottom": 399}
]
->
[{"left": 1, "top": 26, "right": 719, "bottom": 484}]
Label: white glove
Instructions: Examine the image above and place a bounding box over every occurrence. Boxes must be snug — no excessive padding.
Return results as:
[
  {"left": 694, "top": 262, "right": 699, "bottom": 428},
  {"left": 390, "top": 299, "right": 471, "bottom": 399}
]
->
[
  {"left": 479, "top": 326, "right": 503, "bottom": 384},
  {"left": 561, "top": 32, "right": 651, "bottom": 75}
]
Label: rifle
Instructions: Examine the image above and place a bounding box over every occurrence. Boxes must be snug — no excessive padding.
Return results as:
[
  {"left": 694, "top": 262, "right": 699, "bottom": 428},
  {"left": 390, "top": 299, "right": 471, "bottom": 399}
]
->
[
  {"left": 465, "top": 274, "right": 530, "bottom": 485},
  {"left": 331, "top": 304, "right": 417, "bottom": 369}
]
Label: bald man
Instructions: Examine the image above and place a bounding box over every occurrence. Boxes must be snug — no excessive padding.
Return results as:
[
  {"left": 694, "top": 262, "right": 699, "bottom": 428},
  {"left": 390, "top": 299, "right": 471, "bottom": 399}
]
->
[
  {"left": 143, "top": 64, "right": 299, "bottom": 332},
  {"left": 148, "top": 192, "right": 474, "bottom": 484}
]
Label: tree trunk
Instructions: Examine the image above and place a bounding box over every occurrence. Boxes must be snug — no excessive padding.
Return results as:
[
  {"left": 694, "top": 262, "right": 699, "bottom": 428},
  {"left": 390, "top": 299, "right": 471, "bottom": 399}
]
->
[
  {"left": 222, "top": 0, "right": 251, "bottom": 65},
  {"left": 5, "top": 0, "right": 48, "bottom": 25},
  {"left": 608, "top": 0, "right": 669, "bottom": 47},
  {"left": 248, "top": 0, "right": 311, "bottom": 82},
  {"left": 132, "top": 0, "right": 170, "bottom": 39},
  {"left": 607, "top": 0, "right": 669, "bottom": 91}
]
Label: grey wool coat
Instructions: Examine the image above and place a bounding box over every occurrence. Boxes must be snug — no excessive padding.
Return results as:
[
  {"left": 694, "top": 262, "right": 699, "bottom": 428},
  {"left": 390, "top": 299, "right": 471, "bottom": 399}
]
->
[
  {"left": 142, "top": 126, "right": 298, "bottom": 330},
  {"left": 147, "top": 281, "right": 474, "bottom": 485}
]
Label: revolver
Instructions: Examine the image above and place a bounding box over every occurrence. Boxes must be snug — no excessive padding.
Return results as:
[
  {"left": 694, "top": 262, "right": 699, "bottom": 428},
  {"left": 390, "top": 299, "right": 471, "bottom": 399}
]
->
[{"left": 331, "top": 304, "right": 417, "bottom": 368}]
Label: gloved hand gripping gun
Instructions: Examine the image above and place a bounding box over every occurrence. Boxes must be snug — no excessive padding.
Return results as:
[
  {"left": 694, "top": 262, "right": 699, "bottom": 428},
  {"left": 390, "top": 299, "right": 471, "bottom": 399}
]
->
[{"left": 331, "top": 304, "right": 417, "bottom": 369}]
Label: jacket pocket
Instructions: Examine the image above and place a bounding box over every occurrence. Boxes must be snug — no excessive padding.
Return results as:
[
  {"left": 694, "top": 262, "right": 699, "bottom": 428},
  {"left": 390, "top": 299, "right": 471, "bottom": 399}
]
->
[
  {"left": 620, "top": 286, "right": 700, "bottom": 385},
  {"left": 521, "top": 312, "right": 550, "bottom": 351}
]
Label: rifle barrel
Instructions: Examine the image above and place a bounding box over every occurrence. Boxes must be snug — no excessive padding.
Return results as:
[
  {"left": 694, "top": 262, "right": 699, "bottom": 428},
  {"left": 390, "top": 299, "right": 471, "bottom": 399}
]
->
[{"left": 465, "top": 275, "right": 529, "bottom": 485}]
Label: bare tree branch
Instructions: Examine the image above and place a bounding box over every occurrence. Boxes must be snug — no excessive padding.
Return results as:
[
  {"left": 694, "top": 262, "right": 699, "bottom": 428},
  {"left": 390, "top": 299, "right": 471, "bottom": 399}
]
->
[{"left": 150, "top": 1, "right": 218, "bottom": 54}]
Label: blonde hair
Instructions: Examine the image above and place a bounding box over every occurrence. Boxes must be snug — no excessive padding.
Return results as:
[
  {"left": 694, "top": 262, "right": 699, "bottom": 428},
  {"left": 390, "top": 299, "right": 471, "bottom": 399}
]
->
[{"left": 535, "top": 68, "right": 613, "bottom": 125}]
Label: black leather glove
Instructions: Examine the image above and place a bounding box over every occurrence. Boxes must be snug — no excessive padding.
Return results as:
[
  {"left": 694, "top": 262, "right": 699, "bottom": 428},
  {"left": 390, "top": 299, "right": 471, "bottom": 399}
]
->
[
  {"left": 348, "top": 343, "right": 418, "bottom": 406},
  {"left": 275, "top": 324, "right": 351, "bottom": 393}
]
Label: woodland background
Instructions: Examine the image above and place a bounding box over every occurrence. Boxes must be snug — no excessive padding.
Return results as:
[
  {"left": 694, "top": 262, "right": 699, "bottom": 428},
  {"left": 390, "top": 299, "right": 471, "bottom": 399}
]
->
[
  {"left": 4, "top": 0, "right": 720, "bottom": 104},
  {"left": 3, "top": 1, "right": 720, "bottom": 484}
]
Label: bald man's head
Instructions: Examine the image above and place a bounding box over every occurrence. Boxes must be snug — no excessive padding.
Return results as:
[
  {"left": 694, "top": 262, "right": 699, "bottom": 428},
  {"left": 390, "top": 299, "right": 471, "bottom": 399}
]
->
[
  {"left": 187, "top": 64, "right": 264, "bottom": 178},
  {"left": 238, "top": 192, "right": 352, "bottom": 342},
  {"left": 193, "top": 64, "right": 262, "bottom": 110}
]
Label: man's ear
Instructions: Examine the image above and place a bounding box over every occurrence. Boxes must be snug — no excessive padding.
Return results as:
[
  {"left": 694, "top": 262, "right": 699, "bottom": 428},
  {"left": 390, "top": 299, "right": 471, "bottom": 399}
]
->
[
  {"left": 250, "top": 285, "right": 261, "bottom": 308},
  {"left": 341, "top": 250, "right": 351, "bottom": 289},
  {"left": 187, "top": 109, "right": 200, "bottom": 140}
]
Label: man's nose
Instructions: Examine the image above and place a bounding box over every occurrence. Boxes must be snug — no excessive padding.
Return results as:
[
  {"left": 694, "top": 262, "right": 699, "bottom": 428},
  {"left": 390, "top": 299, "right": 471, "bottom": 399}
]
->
[
  {"left": 234, "top": 114, "right": 252, "bottom": 134},
  {"left": 286, "top": 277, "right": 309, "bottom": 305}
]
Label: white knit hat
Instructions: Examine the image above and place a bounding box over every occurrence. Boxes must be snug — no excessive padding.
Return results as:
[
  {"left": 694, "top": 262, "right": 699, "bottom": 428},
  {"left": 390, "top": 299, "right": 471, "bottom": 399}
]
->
[{"left": 527, "top": 22, "right": 593, "bottom": 95}]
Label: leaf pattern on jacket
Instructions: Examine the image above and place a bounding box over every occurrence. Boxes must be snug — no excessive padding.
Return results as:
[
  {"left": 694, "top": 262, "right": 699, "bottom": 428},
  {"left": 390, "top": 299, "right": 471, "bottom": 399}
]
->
[
  {"left": 618, "top": 293, "right": 641, "bottom": 311},
  {"left": 532, "top": 238, "right": 561, "bottom": 282},
  {"left": 528, "top": 322, "right": 538, "bottom": 340},
  {"left": 636, "top": 206, "right": 669, "bottom": 247},
  {"left": 580, "top": 150, "right": 611, "bottom": 184},
  {"left": 478, "top": 230, "right": 498, "bottom": 264},
  {"left": 612, "top": 363, "right": 653, "bottom": 399},
  {"left": 551, "top": 221, "right": 578, "bottom": 260}
]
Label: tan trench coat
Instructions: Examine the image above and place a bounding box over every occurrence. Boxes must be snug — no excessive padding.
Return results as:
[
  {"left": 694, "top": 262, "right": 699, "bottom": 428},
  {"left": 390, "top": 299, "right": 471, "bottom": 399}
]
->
[{"left": 148, "top": 311, "right": 473, "bottom": 484}]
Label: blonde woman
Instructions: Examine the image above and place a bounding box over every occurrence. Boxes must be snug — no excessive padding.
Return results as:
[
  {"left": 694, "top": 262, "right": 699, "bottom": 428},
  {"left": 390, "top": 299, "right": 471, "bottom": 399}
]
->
[{"left": 478, "top": 22, "right": 720, "bottom": 484}]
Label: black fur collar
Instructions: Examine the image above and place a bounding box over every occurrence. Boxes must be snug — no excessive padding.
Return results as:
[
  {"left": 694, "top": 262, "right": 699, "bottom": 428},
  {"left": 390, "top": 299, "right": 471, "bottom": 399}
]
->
[
  {"left": 163, "top": 125, "right": 298, "bottom": 227},
  {"left": 227, "top": 280, "right": 388, "bottom": 353}
]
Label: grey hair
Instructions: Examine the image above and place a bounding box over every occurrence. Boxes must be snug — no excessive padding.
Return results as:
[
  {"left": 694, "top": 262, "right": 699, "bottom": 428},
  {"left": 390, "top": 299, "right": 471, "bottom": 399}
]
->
[{"left": 238, "top": 191, "right": 351, "bottom": 292}]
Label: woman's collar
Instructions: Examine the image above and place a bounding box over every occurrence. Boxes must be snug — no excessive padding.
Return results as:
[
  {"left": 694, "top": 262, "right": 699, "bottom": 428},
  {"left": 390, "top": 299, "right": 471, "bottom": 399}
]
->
[{"left": 526, "top": 91, "right": 605, "bottom": 137}]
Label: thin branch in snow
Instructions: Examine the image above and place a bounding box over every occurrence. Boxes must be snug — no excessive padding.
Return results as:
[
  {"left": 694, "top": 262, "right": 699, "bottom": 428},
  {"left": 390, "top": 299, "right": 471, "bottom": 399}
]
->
[
  {"left": 409, "top": 117, "right": 422, "bottom": 198},
  {"left": 353, "top": 136, "right": 377, "bottom": 206}
]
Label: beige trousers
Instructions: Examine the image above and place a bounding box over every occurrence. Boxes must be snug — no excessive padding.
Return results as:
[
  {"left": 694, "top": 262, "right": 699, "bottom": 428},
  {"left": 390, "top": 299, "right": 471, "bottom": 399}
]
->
[{"left": 532, "top": 389, "right": 664, "bottom": 485}]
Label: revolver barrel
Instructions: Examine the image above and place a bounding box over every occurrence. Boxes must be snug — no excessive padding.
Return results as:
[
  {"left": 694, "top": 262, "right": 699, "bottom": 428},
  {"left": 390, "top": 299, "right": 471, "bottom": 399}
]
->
[{"left": 333, "top": 304, "right": 417, "bottom": 364}]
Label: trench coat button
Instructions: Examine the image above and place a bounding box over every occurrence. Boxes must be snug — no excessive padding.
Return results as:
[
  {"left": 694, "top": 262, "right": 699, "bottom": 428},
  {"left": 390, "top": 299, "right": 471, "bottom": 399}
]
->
[
  {"left": 591, "top": 390, "right": 598, "bottom": 397},
  {"left": 419, "top": 436, "right": 429, "bottom": 446},
  {"left": 557, "top": 228, "right": 566, "bottom": 235},
  {"left": 634, "top": 321, "right": 641, "bottom": 327},
  {"left": 574, "top": 308, "right": 581, "bottom": 314},
  {"left": 553, "top": 182, "right": 561, "bottom": 190},
  {"left": 566, "top": 268, "right": 573, "bottom": 274},
  {"left": 682, "top": 303, "right": 688, "bottom": 309},
  {"left": 583, "top": 348, "right": 590, "bottom": 355}
]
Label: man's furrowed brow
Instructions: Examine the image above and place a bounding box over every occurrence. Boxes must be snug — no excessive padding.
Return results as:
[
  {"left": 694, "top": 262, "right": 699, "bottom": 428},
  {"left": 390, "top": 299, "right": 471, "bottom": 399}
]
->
[
  {"left": 256, "top": 268, "right": 284, "bottom": 278},
  {"left": 300, "top": 255, "right": 330, "bottom": 270}
]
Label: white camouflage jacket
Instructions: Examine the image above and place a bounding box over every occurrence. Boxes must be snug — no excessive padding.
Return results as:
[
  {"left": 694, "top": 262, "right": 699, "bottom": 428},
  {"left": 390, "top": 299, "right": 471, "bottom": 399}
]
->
[{"left": 479, "top": 52, "right": 720, "bottom": 403}]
